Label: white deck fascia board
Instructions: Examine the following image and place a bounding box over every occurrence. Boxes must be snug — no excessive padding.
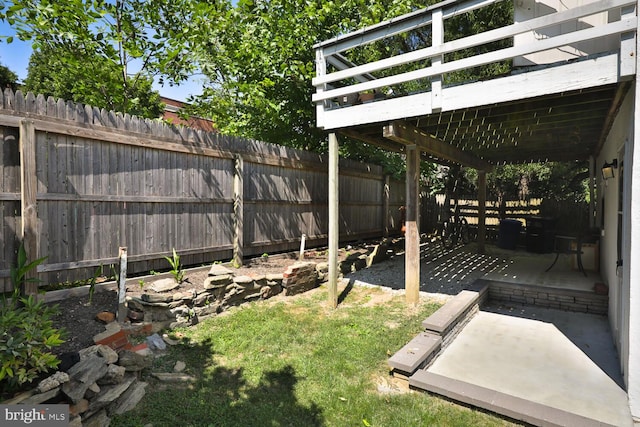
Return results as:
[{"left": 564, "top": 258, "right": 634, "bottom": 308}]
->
[
  {"left": 318, "top": 93, "right": 433, "bottom": 130},
  {"left": 443, "top": 52, "right": 621, "bottom": 110},
  {"left": 317, "top": 53, "right": 621, "bottom": 130}
]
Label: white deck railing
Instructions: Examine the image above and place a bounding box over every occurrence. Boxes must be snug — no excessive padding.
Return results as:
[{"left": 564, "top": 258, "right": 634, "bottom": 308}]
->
[{"left": 313, "top": 0, "right": 637, "bottom": 130}]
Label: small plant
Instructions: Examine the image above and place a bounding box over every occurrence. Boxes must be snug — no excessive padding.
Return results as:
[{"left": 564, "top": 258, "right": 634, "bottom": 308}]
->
[
  {"left": 10, "top": 243, "right": 47, "bottom": 294},
  {"left": 138, "top": 279, "right": 146, "bottom": 289},
  {"left": 110, "top": 264, "right": 119, "bottom": 285},
  {"left": 164, "top": 248, "right": 184, "bottom": 283},
  {"left": 87, "top": 265, "right": 103, "bottom": 306},
  {"left": 261, "top": 252, "right": 269, "bottom": 258}
]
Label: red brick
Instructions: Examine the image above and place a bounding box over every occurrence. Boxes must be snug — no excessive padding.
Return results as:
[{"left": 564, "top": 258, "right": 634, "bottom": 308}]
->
[
  {"left": 95, "top": 330, "right": 126, "bottom": 347},
  {"left": 130, "top": 343, "right": 148, "bottom": 352}
]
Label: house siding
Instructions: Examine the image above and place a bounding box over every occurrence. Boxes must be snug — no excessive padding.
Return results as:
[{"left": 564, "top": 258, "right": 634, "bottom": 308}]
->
[{"left": 598, "top": 81, "right": 639, "bottom": 420}]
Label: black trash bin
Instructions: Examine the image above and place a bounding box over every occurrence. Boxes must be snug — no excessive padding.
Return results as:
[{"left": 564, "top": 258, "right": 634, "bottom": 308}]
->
[
  {"left": 498, "top": 219, "right": 522, "bottom": 250},
  {"left": 525, "top": 217, "right": 556, "bottom": 253}
]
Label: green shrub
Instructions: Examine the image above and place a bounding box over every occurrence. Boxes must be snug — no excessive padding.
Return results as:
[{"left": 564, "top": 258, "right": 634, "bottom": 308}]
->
[
  {"left": 1, "top": 243, "right": 65, "bottom": 392},
  {"left": 0, "top": 289, "right": 66, "bottom": 392}
]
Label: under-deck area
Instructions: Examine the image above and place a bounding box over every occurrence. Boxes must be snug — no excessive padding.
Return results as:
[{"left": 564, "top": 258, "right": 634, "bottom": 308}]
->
[{"left": 347, "top": 242, "right": 628, "bottom": 426}]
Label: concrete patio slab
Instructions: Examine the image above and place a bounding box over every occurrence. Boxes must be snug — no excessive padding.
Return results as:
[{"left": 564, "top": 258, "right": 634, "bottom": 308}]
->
[
  {"left": 421, "top": 305, "right": 632, "bottom": 426},
  {"left": 480, "top": 246, "right": 600, "bottom": 292}
]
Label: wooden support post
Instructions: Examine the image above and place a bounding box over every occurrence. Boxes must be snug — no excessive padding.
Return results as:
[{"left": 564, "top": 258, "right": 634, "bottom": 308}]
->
[
  {"left": 19, "top": 119, "right": 38, "bottom": 296},
  {"left": 117, "top": 247, "right": 128, "bottom": 322},
  {"left": 477, "top": 170, "right": 487, "bottom": 254},
  {"left": 233, "top": 154, "right": 244, "bottom": 267},
  {"left": 405, "top": 145, "right": 420, "bottom": 305},
  {"left": 328, "top": 133, "right": 339, "bottom": 309},
  {"left": 383, "top": 175, "right": 390, "bottom": 237}
]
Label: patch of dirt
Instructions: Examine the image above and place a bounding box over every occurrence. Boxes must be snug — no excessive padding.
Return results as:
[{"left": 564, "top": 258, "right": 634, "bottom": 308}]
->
[
  {"left": 373, "top": 374, "right": 413, "bottom": 395},
  {"left": 47, "top": 254, "right": 326, "bottom": 356}
]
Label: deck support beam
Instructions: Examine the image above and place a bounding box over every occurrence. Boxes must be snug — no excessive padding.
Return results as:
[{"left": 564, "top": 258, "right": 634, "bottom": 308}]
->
[
  {"left": 405, "top": 145, "right": 420, "bottom": 305},
  {"left": 383, "top": 120, "right": 492, "bottom": 172},
  {"left": 328, "top": 133, "right": 339, "bottom": 309}
]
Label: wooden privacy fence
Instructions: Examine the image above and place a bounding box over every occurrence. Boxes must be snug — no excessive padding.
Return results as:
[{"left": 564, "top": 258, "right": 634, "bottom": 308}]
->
[
  {"left": 0, "top": 90, "right": 408, "bottom": 293},
  {"left": 454, "top": 196, "right": 590, "bottom": 236}
]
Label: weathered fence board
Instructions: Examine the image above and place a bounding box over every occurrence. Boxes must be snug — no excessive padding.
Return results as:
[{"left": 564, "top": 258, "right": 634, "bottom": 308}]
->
[{"left": 0, "top": 90, "right": 409, "bottom": 292}]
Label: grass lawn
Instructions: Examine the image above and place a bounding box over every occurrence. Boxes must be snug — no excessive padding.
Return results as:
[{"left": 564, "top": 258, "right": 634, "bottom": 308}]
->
[{"left": 112, "top": 284, "right": 518, "bottom": 427}]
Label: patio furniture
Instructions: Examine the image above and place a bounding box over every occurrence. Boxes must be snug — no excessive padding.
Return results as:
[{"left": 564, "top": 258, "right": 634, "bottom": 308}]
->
[
  {"left": 497, "top": 219, "right": 522, "bottom": 250},
  {"left": 526, "top": 217, "right": 556, "bottom": 253},
  {"left": 545, "top": 235, "right": 586, "bottom": 276}
]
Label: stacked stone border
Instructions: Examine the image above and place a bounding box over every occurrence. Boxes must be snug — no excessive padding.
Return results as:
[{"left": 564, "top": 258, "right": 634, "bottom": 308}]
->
[
  {"left": 124, "top": 238, "right": 398, "bottom": 331},
  {"left": 4, "top": 342, "right": 152, "bottom": 426}
]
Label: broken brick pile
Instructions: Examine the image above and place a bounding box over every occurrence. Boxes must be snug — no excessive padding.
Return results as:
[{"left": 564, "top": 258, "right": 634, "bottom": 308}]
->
[{"left": 5, "top": 340, "right": 150, "bottom": 426}]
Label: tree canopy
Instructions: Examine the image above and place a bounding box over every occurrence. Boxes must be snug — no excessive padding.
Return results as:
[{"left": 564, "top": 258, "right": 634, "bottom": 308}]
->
[
  {"left": 24, "top": 44, "right": 164, "bottom": 118},
  {"left": 0, "top": 62, "right": 18, "bottom": 91},
  {"left": 0, "top": 0, "right": 224, "bottom": 118}
]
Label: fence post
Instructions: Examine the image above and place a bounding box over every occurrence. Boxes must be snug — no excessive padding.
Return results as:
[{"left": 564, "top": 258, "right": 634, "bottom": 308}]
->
[
  {"left": 477, "top": 171, "right": 487, "bottom": 254},
  {"left": 233, "top": 154, "right": 244, "bottom": 267},
  {"left": 589, "top": 156, "right": 596, "bottom": 228},
  {"left": 117, "top": 247, "right": 128, "bottom": 322},
  {"left": 19, "top": 119, "right": 39, "bottom": 296},
  {"left": 383, "top": 175, "right": 390, "bottom": 237}
]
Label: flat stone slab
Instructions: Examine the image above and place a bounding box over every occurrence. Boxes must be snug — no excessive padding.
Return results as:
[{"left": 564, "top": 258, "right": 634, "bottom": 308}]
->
[
  {"left": 149, "top": 278, "right": 180, "bottom": 293},
  {"left": 388, "top": 332, "right": 441, "bottom": 375},
  {"left": 421, "top": 290, "right": 479, "bottom": 334},
  {"left": 208, "top": 264, "right": 234, "bottom": 276}
]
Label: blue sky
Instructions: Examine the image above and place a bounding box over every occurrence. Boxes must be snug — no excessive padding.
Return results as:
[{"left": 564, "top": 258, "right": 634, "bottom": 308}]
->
[{"left": 0, "top": 20, "right": 203, "bottom": 102}]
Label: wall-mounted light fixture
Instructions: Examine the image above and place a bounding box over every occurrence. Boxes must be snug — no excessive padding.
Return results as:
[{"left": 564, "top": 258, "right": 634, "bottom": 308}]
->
[{"left": 601, "top": 159, "right": 618, "bottom": 180}]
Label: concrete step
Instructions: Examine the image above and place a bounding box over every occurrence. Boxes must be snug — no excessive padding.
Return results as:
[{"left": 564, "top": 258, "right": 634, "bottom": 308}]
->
[
  {"left": 388, "top": 332, "right": 441, "bottom": 376},
  {"left": 421, "top": 289, "right": 480, "bottom": 334}
]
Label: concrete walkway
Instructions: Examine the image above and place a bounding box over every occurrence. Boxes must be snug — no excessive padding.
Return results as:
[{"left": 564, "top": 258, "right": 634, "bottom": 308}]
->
[{"left": 422, "top": 304, "right": 632, "bottom": 426}]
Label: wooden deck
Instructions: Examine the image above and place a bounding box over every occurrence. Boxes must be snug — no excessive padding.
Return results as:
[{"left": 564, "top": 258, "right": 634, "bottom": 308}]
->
[{"left": 313, "top": 0, "right": 637, "bottom": 165}]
